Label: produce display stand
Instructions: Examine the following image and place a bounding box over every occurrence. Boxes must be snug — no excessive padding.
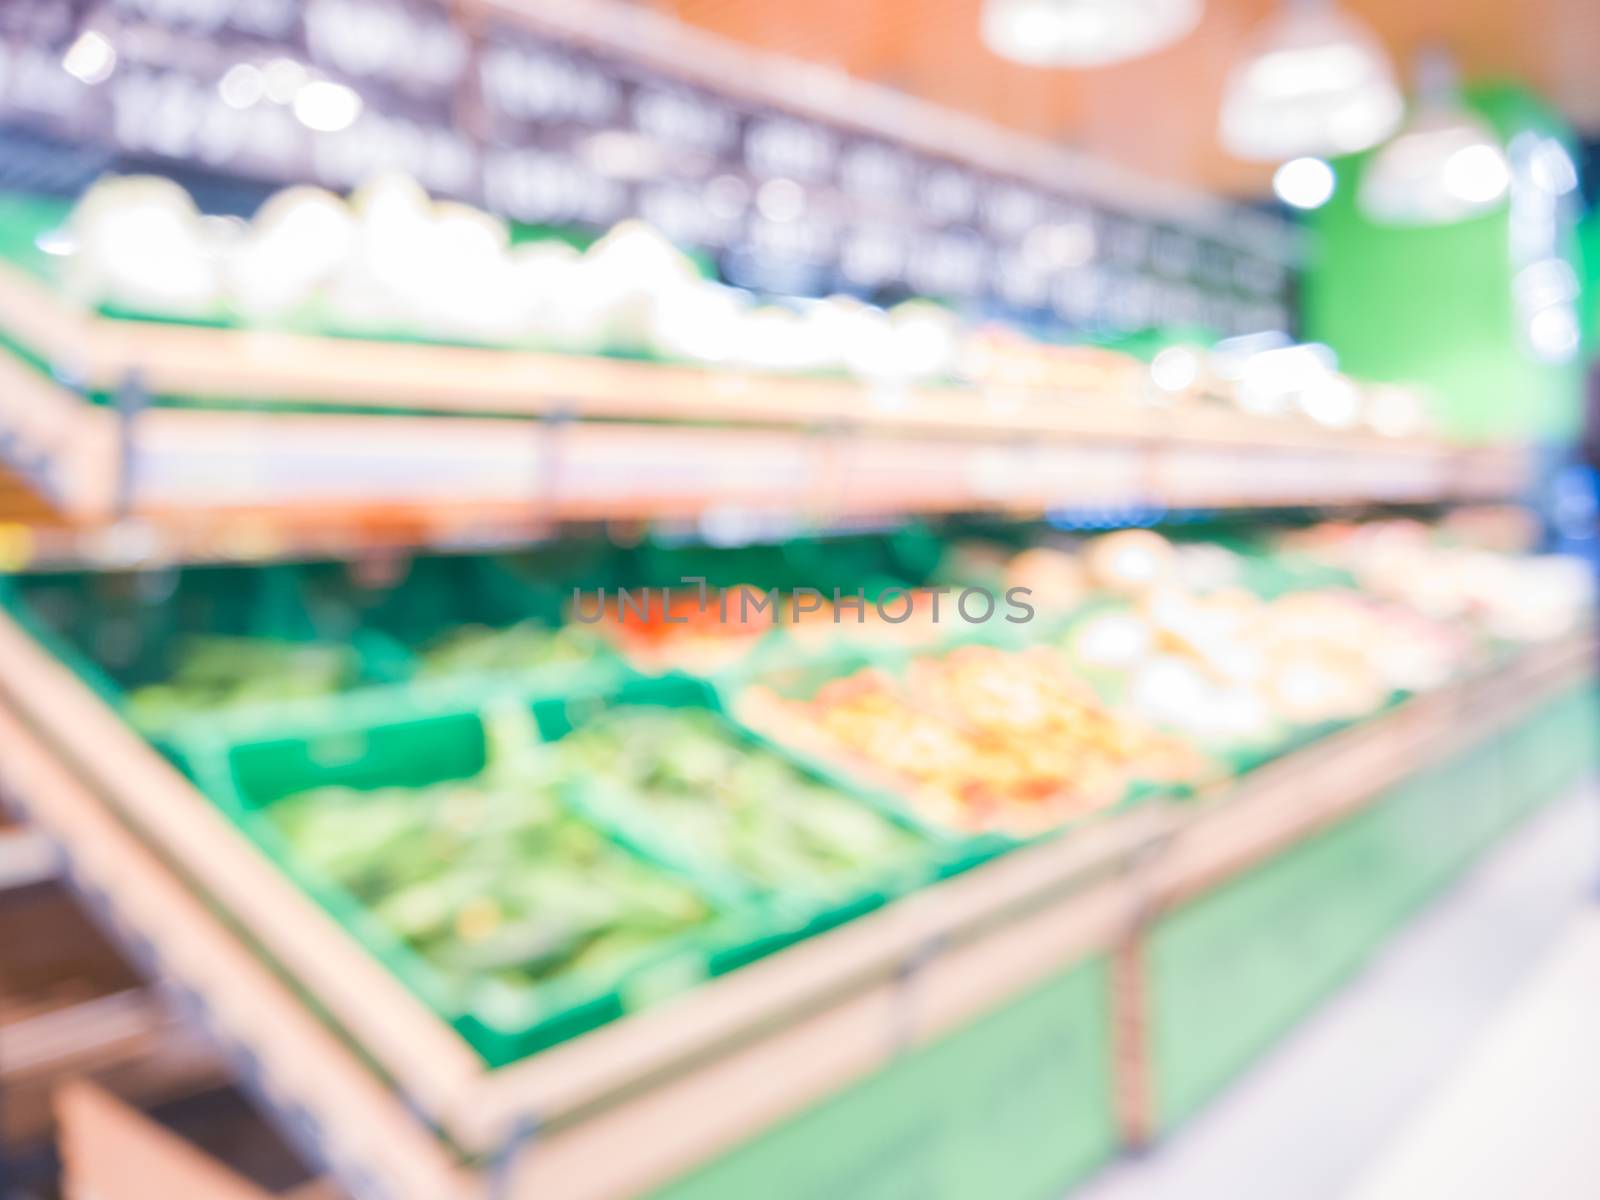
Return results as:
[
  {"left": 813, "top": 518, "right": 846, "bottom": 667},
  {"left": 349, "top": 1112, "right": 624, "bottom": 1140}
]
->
[
  {"left": 1129, "top": 636, "right": 1599, "bottom": 1140},
  {"left": 55, "top": 1079, "right": 344, "bottom": 1200},
  {"left": 3, "top": 985, "right": 224, "bottom": 1146},
  {"left": 54, "top": 1081, "right": 278, "bottom": 1200},
  {"left": 0, "top": 583, "right": 1589, "bottom": 1198},
  {"left": 0, "top": 2, "right": 1583, "bottom": 1195},
  {"left": 0, "top": 259, "right": 1530, "bottom": 565},
  {"left": 0, "top": 853, "right": 227, "bottom": 1148}
]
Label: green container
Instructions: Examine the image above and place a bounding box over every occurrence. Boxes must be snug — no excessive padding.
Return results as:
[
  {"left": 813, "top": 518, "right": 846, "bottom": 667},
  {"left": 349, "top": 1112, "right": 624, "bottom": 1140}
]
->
[
  {"left": 0, "top": 566, "right": 396, "bottom": 742},
  {"left": 304, "top": 552, "right": 630, "bottom": 699},
  {"left": 526, "top": 674, "right": 947, "bottom": 958},
  {"left": 0, "top": 554, "right": 633, "bottom": 738},
  {"left": 653, "top": 958, "right": 1118, "bottom": 1200},
  {"left": 170, "top": 700, "right": 755, "bottom": 1069}
]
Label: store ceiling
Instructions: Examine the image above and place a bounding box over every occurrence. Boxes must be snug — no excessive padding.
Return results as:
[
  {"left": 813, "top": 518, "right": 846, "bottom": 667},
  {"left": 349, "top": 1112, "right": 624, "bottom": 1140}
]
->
[{"left": 664, "top": 0, "right": 1600, "bottom": 197}]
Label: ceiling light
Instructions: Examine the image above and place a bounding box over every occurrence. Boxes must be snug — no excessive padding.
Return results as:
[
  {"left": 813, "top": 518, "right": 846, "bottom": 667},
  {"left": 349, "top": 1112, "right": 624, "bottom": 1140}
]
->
[
  {"left": 756, "top": 179, "right": 805, "bottom": 223},
  {"left": 982, "top": 0, "right": 1203, "bottom": 68},
  {"left": 1359, "top": 49, "right": 1509, "bottom": 226},
  {"left": 62, "top": 31, "right": 117, "bottom": 85},
  {"left": 218, "top": 63, "right": 266, "bottom": 109},
  {"left": 1513, "top": 259, "right": 1578, "bottom": 313},
  {"left": 1151, "top": 346, "right": 1201, "bottom": 392},
  {"left": 1526, "top": 304, "right": 1579, "bottom": 363},
  {"left": 1527, "top": 137, "right": 1578, "bottom": 196},
  {"left": 1441, "top": 142, "right": 1511, "bottom": 205},
  {"left": 292, "top": 80, "right": 363, "bottom": 133},
  {"left": 263, "top": 58, "right": 309, "bottom": 104},
  {"left": 1220, "top": 2, "right": 1401, "bottom": 161},
  {"left": 34, "top": 228, "right": 75, "bottom": 256},
  {"left": 581, "top": 131, "right": 666, "bottom": 181},
  {"left": 1272, "top": 157, "right": 1336, "bottom": 209}
]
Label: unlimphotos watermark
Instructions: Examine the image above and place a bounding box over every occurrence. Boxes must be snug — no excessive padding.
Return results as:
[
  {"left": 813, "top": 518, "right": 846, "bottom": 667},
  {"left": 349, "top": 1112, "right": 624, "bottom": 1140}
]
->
[{"left": 571, "top": 577, "right": 1036, "bottom": 625}]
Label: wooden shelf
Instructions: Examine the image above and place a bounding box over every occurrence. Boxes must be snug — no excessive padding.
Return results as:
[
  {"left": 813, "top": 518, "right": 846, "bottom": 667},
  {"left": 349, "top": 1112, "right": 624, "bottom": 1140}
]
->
[
  {"left": 0, "top": 601, "right": 1587, "bottom": 1199},
  {"left": 0, "top": 878, "right": 224, "bottom": 1145},
  {"left": 4, "top": 989, "right": 226, "bottom": 1146},
  {"left": 0, "top": 825, "right": 56, "bottom": 890},
  {"left": 0, "top": 261, "right": 1534, "bottom": 566}
]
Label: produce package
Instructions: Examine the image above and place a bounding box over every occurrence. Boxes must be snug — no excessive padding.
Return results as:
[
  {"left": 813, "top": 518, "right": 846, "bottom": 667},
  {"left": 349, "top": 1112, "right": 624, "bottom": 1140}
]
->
[
  {"left": 125, "top": 636, "right": 359, "bottom": 731},
  {"left": 54, "top": 173, "right": 966, "bottom": 383},
  {"left": 588, "top": 587, "right": 776, "bottom": 676},
  {"left": 414, "top": 619, "right": 609, "bottom": 683},
  {"left": 738, "top": 645, "right": 1173, "bottom": 837},
  {"left": 548, "top": 706, "right": 934, "bottom": 907},
  {"left": 907, "top": 644, "right": 1210, "bottom": 789},
  {"left": 267, "top": 769, "right": 716, "bottom": 1037},
  {"left": 1276, "top": 518, "right": 1593, "bottom": 643},
  {"left": 1060, "top": 583, "right": 1470, "bottom": 761},
  {"left": 193, "top": 701, "right": 742, "bottom": 1065}
]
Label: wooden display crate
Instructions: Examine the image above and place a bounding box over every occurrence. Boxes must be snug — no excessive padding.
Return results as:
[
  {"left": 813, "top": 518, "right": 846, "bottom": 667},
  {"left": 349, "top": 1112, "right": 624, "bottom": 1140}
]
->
[{"left": 1136, "top": 653, "right": 1598, "bottom": 1135}]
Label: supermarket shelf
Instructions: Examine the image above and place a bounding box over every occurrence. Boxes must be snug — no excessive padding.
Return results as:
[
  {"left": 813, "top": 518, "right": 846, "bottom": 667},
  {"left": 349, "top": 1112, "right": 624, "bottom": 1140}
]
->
[
  {"left": 1147, "top": 639, "right": 1594, "bottom": 912},
  {"left": 2, "top": 988, "right": 227, "bottom": 1145},
  {"left": 0, "top": 261, "right": 1531, "bottom": 563},
  {"left": 0, "top": 600, "right": 1158, "bottom": 1194},
  {"left": 0, "top": 600, "right": 1587, "bottom": 1200},
  {"left": 0, "top": 877, "right": 224, "bottom": 1145},
  {"left": 0, "top": 262, "right": 1291, "bottom": 439},
  {"left": 0, "top": 701, "right": 474, "bottom": 1199}
]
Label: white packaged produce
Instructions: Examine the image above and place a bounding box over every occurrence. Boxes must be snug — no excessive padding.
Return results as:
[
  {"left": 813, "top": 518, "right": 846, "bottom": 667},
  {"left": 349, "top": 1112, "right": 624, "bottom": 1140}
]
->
[
  {"left": 67, "top": 175, "right": 222, "bottom": 318},
  {"left": 1083, "top": 529, "right": 1178, "bottom": 595},
  {"left": 324, "top": 172, "right": 437, "bottom": 332},
  {"left": 502, "top": 240, "right": 594, "bottom": 352},
  {"left": 581, "top": 219, "right": 704, "bottom": 353},
  {"left": 227, "top": 186, "right": 356, "bottom": 321},
  {"left": 887, "top": 299, "right": 961, "bottom": 380}
]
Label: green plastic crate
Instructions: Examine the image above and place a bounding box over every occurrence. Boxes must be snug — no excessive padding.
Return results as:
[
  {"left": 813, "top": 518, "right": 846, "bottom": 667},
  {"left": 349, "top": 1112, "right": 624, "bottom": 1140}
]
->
[
  {"left": 297, "top": 552, "right": 630, "bottom": 699},
  {"left": 1, "top": 555, "right": 631, "bottom": 736},
  {"left": 525, "top": 674, "right": 948, "bottom": 954},
  {"left": 170, "top": 700, "right": 758, "bottom": 1069},
  {"left": 168, "top": 673, "right": 972, "bottom": 1068},
  {"left": 0, "top": 566, "right": 392, "bottom": 741}
]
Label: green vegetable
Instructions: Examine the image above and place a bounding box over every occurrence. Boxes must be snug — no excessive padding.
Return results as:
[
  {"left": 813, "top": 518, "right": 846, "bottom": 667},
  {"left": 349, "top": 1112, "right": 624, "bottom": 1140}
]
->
[
  {"left": 266, "top": 771, "right": 712, "bottom": 1002},
  {"left": 553, "top": 708, "right": 929, "bottom": 902},
  {"left": 416, "top": 621, "right": 602, "bottom": 680},
  {"left": 126, "top": 636, "right": 355, "bottom": 729},
  {"left": 260, "top": 701, "right": 927, "bottom": 1022}
]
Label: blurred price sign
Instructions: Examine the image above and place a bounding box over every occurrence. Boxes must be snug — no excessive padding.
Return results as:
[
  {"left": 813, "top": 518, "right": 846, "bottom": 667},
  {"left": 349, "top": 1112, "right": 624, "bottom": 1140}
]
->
[{"left": 0, "top": 0, "right": 1295, "bottom": 336}]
